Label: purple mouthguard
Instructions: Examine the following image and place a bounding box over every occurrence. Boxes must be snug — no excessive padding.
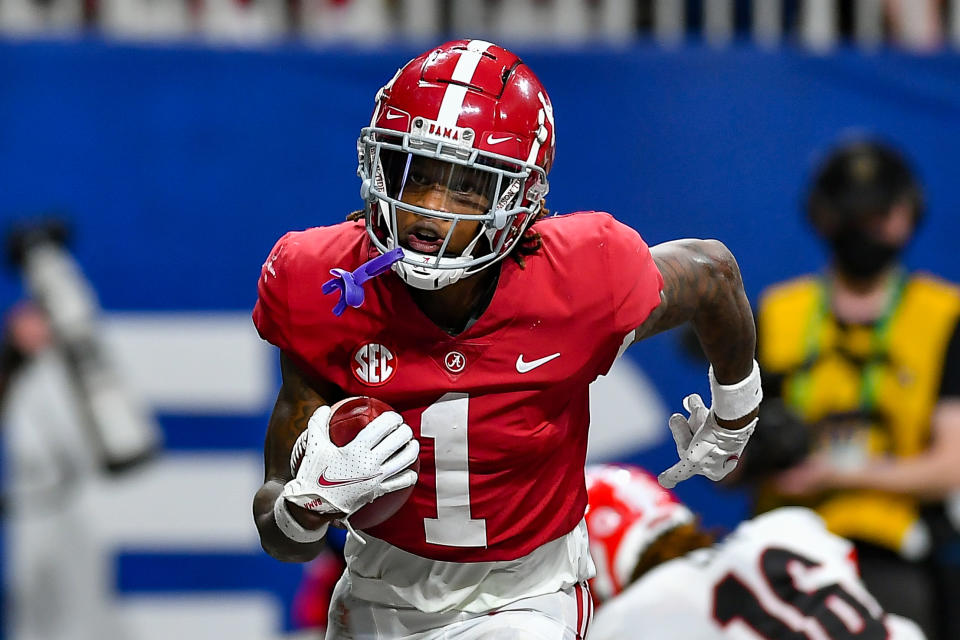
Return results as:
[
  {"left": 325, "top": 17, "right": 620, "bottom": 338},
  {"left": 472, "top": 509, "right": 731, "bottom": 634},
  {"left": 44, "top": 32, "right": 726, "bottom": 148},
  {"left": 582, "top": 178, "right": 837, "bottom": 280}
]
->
[{"left": 321, "top": 247, "right": 405, "bottom": 316}]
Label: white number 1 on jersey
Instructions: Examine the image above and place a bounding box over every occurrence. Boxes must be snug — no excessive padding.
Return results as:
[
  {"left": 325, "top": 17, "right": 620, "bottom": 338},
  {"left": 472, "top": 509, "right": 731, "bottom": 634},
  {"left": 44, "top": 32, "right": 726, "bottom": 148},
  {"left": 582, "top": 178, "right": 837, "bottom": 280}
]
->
[{"left": 421, "top": 392, "right": 488, "bottom": 547}]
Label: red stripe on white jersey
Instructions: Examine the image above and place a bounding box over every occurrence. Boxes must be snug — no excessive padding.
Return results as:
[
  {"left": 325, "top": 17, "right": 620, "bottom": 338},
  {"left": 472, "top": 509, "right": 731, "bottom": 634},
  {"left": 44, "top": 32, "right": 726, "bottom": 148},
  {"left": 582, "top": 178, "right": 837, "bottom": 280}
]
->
[
  {"left": 575, "top": 582, "right": 591, "bottom": 639},
  {"left": 574, "top": 582, "right": 584, "bottom": 638},
  {"left": 583, "top": 581, "right": 594, "bottom": 636}
]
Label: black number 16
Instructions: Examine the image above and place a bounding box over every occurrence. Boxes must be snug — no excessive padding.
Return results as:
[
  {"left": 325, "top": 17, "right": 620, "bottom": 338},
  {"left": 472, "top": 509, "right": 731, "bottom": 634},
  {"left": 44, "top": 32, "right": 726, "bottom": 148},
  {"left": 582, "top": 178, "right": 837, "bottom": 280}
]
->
[{"left": 712, "top": 547, "right": 887, "bottom": 639}]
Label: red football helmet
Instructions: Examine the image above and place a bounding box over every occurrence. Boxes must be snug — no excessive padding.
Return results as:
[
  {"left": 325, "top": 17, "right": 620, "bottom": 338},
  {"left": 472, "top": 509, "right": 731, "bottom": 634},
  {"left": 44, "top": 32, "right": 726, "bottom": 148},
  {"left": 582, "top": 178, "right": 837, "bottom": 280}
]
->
[
  {"left": 358, "top": 39, "right": 556, "bottom": 290},
  {"left": 585, "top": 464, "right": 695, "bottom": 604}
]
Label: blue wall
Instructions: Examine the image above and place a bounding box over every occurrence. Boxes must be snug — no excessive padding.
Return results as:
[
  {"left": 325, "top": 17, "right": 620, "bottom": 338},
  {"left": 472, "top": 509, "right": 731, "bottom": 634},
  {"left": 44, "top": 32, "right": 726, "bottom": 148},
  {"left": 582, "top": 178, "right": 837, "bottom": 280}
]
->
[
  {"left": 2, "top": 39, "right": 960, "bottom": 622},
  {"left": 4, "top": 42, "right": 960, "bottom": 314}
]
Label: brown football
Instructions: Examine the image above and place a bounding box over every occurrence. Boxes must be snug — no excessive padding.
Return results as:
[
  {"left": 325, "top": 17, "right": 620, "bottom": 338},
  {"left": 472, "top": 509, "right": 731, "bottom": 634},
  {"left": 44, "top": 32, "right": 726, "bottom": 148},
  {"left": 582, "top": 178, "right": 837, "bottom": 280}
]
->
[{"left": 324, "top": 396, "right": 419, "bottom": 529}]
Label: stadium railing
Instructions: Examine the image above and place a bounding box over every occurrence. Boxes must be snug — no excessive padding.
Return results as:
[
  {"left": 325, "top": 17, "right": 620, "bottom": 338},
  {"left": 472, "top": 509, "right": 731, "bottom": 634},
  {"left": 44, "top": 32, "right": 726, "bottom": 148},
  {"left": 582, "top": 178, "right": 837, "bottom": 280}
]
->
[{"left": 0, "top": 0, "right": 956, "bottom": 51}]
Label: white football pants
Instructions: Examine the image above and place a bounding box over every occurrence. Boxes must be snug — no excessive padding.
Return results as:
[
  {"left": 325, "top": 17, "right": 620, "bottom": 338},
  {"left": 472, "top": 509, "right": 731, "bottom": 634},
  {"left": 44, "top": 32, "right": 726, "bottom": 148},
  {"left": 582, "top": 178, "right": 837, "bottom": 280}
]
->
[{"left": 324, "top": 579, "right": 593, "bottom": 640}]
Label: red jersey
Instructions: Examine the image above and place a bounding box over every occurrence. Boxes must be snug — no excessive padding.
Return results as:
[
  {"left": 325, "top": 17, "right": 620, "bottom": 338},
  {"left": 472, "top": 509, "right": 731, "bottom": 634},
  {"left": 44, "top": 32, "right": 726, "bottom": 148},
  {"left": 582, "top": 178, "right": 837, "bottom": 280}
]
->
[{"left": 253, "top": 212, "right": 663, "bottom": 563}]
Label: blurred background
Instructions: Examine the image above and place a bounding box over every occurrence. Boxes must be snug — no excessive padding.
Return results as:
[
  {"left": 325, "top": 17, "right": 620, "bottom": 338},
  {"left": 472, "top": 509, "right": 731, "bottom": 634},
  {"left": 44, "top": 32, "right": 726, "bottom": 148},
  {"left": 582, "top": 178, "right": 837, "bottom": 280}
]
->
[{"left": 1, "top": 0, "right": 960, "bottom": 638}]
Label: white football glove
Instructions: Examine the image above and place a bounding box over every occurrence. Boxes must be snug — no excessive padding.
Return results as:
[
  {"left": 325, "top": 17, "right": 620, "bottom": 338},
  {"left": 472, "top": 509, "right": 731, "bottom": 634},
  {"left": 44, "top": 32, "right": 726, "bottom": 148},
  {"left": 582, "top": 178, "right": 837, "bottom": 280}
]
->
[
  {"left": 658, "top": 361, "right": 762, "bottom": 489},
  {"left": 281, "top": 404, "right": 419, "bottom": 517},
  {"left": 658, "top": 394, "right": 757, "bottom": 488}
]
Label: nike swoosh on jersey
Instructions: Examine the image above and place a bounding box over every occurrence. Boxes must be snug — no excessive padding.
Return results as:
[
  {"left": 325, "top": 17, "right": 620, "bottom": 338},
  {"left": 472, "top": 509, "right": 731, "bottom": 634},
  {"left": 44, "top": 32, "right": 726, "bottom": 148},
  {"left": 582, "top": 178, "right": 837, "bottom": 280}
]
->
[
  {"left": 317, "top": 469, "right": 379, "bottom": 488},
  {"left": 486, "top": 134, "right": 512, "bottom": 145},
  {"left": 385, "top": 110, "right": 405, "bottom": 120},
  {"left": 516, "top": 352, "right": 561, "bottom": 373}
]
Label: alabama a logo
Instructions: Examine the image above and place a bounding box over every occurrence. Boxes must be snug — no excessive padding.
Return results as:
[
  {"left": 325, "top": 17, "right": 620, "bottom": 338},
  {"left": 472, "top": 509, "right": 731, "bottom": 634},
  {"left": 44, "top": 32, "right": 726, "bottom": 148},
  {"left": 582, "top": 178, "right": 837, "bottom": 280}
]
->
[
  {"left": 353, "top": 342, "right": 397, "bottom": 386},
  {"left": 444, "top": 350, "right": 466, "bottom": 373}
]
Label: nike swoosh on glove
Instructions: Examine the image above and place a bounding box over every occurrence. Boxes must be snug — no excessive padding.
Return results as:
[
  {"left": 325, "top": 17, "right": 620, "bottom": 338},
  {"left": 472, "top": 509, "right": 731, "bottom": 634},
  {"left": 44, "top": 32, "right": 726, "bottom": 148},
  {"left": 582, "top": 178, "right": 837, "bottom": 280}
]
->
[
  {"left": 281, "top": 404, "right": 419, "bottom": 517},
  {"left": 658, "top": 393, "right": 757, "bottom": 489}
]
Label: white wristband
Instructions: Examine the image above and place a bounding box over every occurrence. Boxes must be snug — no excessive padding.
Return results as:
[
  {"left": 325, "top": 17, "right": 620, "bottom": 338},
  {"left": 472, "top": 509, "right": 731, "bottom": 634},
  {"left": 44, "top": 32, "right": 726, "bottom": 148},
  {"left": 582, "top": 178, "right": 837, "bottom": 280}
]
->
[
  {"left": 273, "top": 495, "right": 329, "bottom": 544},
  {"left": 709, "top": 359, "right": 762, "bottom": 421}
]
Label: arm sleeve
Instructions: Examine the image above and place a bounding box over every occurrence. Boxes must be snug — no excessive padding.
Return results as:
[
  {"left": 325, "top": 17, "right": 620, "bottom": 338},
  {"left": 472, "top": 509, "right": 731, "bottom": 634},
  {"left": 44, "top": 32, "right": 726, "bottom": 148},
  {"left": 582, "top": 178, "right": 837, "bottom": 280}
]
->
[
  {"left": 252, "top": 233, "right": 294, "bottom": 353},
  {"left": 602, "top": 217, "right": 664, "bottom": 336},
  {"left": 938, "top": 316, "right": 960, "bottom": 399}
]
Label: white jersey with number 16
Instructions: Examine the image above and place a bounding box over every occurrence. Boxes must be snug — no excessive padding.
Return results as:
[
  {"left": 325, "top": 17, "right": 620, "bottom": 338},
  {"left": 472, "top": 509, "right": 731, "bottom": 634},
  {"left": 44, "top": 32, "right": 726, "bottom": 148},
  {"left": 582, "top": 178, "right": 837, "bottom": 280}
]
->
[{"left": 590, "top": 507, "right": 926, "bottom": 640}]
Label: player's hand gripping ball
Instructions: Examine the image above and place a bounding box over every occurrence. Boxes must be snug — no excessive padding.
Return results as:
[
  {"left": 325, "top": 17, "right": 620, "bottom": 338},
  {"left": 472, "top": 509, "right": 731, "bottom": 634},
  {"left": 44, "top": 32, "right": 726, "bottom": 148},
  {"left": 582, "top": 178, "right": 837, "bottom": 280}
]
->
[{"left": 290, "top": 396, "right": 420, "bottom": 529}]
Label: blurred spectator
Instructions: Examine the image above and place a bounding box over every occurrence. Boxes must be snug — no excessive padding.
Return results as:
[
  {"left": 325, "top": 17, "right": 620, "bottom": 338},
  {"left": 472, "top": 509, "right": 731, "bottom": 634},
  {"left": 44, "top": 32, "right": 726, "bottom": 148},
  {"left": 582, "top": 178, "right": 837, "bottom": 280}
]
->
[
  {"left": 289, "top": 526, "right": 347, "bottom": 636},
  {"left": 885, "top": 0, "right": 944, "bottom": 50},
  {"left": 290, "top": 548, "right": 346, "bottom": 634},
  {"left": 0, "top": 299, "right": 134, "bottom": 640},
  {"left": 743, "top": 138, "right": 960, "bottom": 639},
  {"left": 0, "top": 302, "right": 52, "bottom": 404},
  {"left": 825, "top": 0, "right": 946, "bottom": 50},
  {"left": 2, "top": 220, "right": 162, "bottom": 640}
]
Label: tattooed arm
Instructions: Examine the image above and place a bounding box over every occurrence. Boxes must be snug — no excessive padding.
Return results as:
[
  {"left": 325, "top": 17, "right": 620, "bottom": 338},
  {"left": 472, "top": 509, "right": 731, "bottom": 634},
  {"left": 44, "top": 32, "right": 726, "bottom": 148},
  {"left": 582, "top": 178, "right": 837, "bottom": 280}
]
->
[
  {"left": 635, "top": 239, "right": 758, "bottom": 429},
  {"left": 253, "top": 353, "right": 344, "bottom": 562}
]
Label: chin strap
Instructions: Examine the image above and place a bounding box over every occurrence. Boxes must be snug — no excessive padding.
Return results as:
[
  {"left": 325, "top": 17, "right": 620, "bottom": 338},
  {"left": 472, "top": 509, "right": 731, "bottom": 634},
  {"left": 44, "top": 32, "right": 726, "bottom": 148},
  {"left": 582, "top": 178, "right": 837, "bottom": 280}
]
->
[{"left": 322, "top": 247, "right": 404, "bottom": 316}]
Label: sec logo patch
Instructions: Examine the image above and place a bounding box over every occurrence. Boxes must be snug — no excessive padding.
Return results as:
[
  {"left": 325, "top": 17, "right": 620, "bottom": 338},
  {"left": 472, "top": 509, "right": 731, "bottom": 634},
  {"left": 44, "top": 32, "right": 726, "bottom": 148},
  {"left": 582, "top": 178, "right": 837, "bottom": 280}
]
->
[{"left": 353, "top": 343, "right": 397, "bottom": 386}]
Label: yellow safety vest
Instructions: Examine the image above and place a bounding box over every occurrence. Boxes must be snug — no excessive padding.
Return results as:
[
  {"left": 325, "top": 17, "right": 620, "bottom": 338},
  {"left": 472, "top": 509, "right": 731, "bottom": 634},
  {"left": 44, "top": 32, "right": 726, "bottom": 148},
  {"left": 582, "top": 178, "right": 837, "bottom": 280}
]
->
[{"left": 757, "top": 271, "right": 960, "bottom": 556}]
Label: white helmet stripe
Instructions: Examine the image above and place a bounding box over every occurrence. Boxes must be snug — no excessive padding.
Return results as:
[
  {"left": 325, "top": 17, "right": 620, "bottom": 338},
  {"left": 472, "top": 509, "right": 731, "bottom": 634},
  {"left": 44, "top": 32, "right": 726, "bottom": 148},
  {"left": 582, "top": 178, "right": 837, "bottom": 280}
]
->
[
  {"left": 436, "top": 40, "right": 493, "bottom": 129},
  {"left": 538, "top": 91, "right": 555, "bottom": 148},
  {"left": 371, "top": 66, "right": 403, "bottom": 127},
  {"left": 524, "top": 91, "right": 553, "bottom": 164},
  {"left": 525, "top": 110, "right": 543, "bottom": 164},
  {"left": 526, "top": 132, "right": 541, "bottom": 165}
]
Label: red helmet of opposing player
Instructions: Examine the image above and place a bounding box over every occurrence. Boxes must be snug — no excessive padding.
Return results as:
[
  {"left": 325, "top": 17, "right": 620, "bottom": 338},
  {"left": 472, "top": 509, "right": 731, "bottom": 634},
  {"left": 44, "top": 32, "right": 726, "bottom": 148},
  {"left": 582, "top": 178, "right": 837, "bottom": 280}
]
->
[
  {"left": 585, "top": 464, "right": 695, "bottom": 604},
  {"left": 358, "top": 39, "right": 556, "bottom": 290}
]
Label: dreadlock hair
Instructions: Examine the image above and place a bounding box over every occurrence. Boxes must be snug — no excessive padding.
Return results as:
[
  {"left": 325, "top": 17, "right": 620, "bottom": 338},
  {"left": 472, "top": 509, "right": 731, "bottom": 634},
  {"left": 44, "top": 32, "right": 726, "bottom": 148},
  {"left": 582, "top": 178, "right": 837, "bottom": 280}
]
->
[
  {"left": 512, "top": 201, "right": 549, "bottom": 269},
  {"left": 345, "top": 200, "right": 550, "bottom": 269},
  {"left": 628, "top": 522, "right": 716, "bottom": 584}
]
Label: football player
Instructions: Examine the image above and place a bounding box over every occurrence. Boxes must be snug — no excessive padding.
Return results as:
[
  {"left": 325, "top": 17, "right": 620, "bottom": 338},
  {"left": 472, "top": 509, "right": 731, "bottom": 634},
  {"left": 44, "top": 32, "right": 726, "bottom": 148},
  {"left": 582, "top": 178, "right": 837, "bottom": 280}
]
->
[
  {"left": 252, "top": 40, "right": 762, "bottom": 638},
  {"left": 586, "top": 464, "right": 927, "bottom": 640}
]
